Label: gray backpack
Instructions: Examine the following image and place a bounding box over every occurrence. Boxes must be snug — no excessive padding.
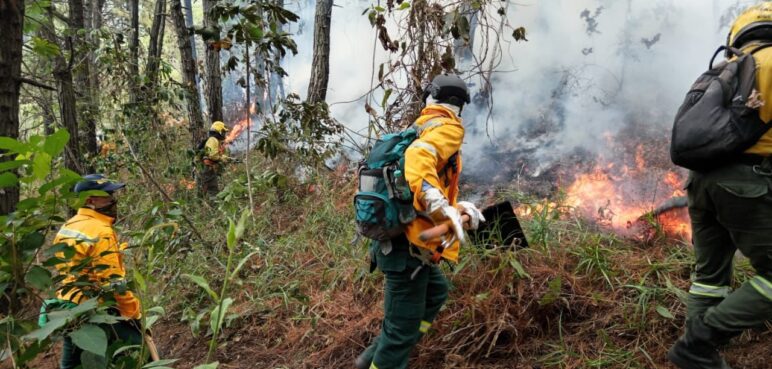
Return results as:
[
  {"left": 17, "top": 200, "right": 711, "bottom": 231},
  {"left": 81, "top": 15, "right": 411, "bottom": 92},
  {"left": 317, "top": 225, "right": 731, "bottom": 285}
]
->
[{"left": 671, "top": 44, "right": 772, "bottom": 171}]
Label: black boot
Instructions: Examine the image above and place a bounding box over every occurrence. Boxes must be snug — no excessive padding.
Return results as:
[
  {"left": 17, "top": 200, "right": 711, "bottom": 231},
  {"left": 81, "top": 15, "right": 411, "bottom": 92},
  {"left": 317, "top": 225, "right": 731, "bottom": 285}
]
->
[
  {"left": 354, "top": 342, "right": 376, "bottom": 369},
  {"left": 667, "top": 317, "right": 734, "bottom": 369}
]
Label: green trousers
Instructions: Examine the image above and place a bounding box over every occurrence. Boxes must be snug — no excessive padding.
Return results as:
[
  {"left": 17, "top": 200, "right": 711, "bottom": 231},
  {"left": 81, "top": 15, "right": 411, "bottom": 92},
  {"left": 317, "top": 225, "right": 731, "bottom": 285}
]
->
[
  {"left": 362, "top": 237, "right": 449, "bottom": 369},
  {"left": 61, "top": 320, "right": 143, "bottom": 369},
  {"left": 686, "top": 162, "right": 772, "bottom": 334}
]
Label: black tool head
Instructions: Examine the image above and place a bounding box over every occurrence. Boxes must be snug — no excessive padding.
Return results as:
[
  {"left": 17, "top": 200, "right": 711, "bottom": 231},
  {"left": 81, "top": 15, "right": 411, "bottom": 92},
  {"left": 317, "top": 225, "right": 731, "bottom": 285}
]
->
[{"left": 468, "top": 201, "right": 529, "bottom": 250}]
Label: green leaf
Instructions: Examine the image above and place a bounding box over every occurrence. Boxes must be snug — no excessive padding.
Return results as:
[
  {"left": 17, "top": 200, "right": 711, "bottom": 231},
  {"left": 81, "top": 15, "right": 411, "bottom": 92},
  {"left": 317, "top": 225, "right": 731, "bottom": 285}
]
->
[
  {"left": 31, "top": 36, "right": 61, "bottom": 58},
  {"left": 246, "top": 23, "right": 263, "bottom": 40},
  {"left": 210, "top": 297, "right": 233, "bottom": 334},
  {"left": 0, "top": 159, "right": 29, "bottom": 172},
  {"left": 226, "top": 219, "right": 236, "bottom": 251},
  {"left": 398, "top": 2, "right": 410, "bottom": 10},
  {"left": 43, "top": 129, "right": 70, "bottom": 157},
  {"left": 80, "top": 350, "right": 107, "bottom": 369},
  {"left": 87, "top": 313, "right": 120, "bottom": 325},
  {"left": 20, "top": 231, "right": 45, "bottom": 251},
  {"left": 26, "top": 265, "right": 52, "bottom": 290},
  {"left": 32, "top": 152, "right": 52, "bottom": 179},
  {"left": 0, "top": 172, "right": 19, "bottom": 188},
  {"left": 143, "top": 359, "right": 179, "bottom": 368},
  {"left": 24, "top": 300, "right": 99, "bottom": 342},
  {"left": 133, "top": 269, "right": 146, "bottom": 292},
  {"left": 182, "top": 274, "right": 218, "bottom": 301},
  {"left": 70, "top": 324, "right": 107, "bottom": 356},
  {"left": 193, "top": 363, "right": 219, "bottom": 369},
  {"left": 539, "top": 277, "right": 562, "bottom": 306},
  {"left": 0, "top": 137, "right": 28, "bottom": 153},
  {"left": 381, "top": 89, "right": 392, "bottom": 108},
  {"left": 508, "top": 258, "right": 531, "bottom": 280},
  {"left": 235, "top": 209, "right": 249, "bottom": 240},
  {"left": 374, "top": 5, "right": 385, "bottom": 12},
  {"left": 656, "top": 305, "right": 675, "bottom": 319},
  {"left": 230, "top": 250, "right": 260, "bottom": 281}
]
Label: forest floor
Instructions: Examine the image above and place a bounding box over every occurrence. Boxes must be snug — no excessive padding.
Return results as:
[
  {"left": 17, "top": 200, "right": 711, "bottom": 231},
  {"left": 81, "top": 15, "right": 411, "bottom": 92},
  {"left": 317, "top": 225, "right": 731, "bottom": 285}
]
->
[{"left": 24, "top": 157, "right": 772, "bottom": 369}]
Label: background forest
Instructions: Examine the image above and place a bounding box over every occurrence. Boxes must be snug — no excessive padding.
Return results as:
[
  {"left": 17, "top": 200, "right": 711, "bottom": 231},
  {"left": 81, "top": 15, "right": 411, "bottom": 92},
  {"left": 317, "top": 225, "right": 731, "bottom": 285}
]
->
[{"left": 1, "top": 0, "right": 770, "bottom": 368}]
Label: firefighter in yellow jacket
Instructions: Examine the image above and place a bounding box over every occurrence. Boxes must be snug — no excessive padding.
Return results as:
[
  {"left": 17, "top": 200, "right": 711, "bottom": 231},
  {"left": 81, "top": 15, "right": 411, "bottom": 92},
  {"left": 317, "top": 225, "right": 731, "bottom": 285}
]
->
[
  {"left": 355, "top": 74, "right": 485, "bottom": 369},
  {"left": 668, "top": 4, "right": 772, "bottom": 369},
  {"left": 199, "top": 121, "right": 231, "bottom": 197},
  {"left": 53, "top": 174, "right": 143, "bottom": 369}
]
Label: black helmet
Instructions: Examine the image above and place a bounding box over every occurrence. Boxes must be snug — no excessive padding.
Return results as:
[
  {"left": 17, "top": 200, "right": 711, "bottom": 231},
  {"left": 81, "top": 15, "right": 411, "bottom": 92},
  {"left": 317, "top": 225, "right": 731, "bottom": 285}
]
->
[
  {"left": 422, "top": 74, "right": 471, "bottom": 108},
  {"left": 74, "top": 174, "right": 125, "bottom": 194}
]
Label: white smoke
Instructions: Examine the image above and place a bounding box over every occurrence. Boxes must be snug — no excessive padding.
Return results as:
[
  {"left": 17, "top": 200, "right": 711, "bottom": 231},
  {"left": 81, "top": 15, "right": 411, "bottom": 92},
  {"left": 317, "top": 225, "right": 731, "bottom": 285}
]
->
[{"left": 279, "top": 0, "right": 762, "bottom": 172}]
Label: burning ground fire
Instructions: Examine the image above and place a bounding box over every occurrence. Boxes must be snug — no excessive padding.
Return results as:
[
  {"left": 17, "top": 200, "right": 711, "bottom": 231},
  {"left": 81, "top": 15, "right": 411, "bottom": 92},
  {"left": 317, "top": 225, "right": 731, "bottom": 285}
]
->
[{"left": 563, "top": 143, "right": 691, "bottom": 240}]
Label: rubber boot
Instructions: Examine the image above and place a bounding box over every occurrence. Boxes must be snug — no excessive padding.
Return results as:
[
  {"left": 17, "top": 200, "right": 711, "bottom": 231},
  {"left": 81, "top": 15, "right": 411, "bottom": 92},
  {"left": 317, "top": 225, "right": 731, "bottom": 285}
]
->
[
  {"left": 667, "top": 317, "right": 734, "bottom": 369},
  {"left": 354, "top": 341, "right": 377, "bottom": 369}
]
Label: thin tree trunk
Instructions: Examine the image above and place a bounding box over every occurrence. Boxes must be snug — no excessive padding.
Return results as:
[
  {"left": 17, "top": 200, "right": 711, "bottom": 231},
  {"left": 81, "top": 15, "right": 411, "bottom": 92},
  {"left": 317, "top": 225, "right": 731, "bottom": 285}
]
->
[
  {"left": 129, "top": 0, "right": 140, "bottom": 103},
  {"left": 70, "top": 0, "right": 98, "bottom": 158},
  {"left": 0, "top": 0, "right": 25, "bottom": 216},
  {"left": 306, "top": 0, "right": 332, "bottom": 103},
  {"left": 145, "top": 0, "right": 166, "bottom": 89},
  {"left": 203, "top": 0, "right": 223, "bottom": 121},
  {"left": 171, "top": 0, "right": 206, "bottom": 148}
]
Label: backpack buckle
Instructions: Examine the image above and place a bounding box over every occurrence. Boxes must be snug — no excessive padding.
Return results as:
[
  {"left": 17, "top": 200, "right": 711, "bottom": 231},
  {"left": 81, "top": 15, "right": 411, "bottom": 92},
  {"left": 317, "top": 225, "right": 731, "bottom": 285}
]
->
[{"left": 752, "top": 165, "right": 772, "bottom": 176}]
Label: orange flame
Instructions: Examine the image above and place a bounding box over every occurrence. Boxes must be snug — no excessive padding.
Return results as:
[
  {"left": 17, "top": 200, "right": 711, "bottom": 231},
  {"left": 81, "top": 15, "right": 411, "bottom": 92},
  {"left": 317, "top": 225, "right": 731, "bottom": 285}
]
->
[
  {"left": 565, "top": 160, "right": 691, "bottom": 239},
  {"left": 224, "top": 103, "right": 257, "bottom": 145}
]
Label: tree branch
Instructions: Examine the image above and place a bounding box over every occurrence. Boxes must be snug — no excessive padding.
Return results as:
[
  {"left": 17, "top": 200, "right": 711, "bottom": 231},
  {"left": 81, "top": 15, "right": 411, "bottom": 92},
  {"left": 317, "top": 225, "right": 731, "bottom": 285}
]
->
[{"left": 18, "top": 77, "right": 56, "bottom": 91}]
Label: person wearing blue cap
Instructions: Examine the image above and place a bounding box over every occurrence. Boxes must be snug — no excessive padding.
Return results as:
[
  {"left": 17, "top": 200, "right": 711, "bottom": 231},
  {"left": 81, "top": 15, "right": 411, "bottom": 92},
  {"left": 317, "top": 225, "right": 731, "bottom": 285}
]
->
[{"left": 48, "top": 174, "right": 147, "bottom": 368}]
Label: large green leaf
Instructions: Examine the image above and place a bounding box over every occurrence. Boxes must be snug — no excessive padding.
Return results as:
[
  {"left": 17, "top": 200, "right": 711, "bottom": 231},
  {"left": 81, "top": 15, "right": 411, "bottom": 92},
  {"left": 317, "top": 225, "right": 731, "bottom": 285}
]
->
[
  {"left": 32, "top": 152, "right": 52, "bottom": 180},
  {"left": 25, "top": 265, "right": 52, "bottom": 290},
  {"left": 0, "top": 137, "right": 28, "bottom": 153},
  {"left": 182, "top": 274, "right": 218, "bottom": 301},
  {"left": 23, "top": 300, "right": 98, "bottom": 342},
  {"left": 70, "top": 324, "right": 107, "bottom": 356},
  {"left": 20, "top": 231, "right": 45, "bottom": 251},
  {"left": 43, "top": 129, "right": 70, "bottom": 157},
  {"left": 226, "top": 219, "right": 236, "bottom": 251},
  {"left": 0, "top": 159, "right": 29, "bottom": 172},
  {"left": 210, "top": 297, "right": 233, "bottom": 334},
  {"left": 0, "top": 172, "right": 19, "bottom": 188}
]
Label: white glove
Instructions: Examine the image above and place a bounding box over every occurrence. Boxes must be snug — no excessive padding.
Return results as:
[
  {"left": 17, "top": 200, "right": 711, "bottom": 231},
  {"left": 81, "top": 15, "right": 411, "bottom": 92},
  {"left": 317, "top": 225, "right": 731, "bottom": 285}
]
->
[
  {"left": 423, "top": 187, "right": 466, "bottom": 244},
  {"left": 456, "top": 201, "right": 486, "bottom": 230}
]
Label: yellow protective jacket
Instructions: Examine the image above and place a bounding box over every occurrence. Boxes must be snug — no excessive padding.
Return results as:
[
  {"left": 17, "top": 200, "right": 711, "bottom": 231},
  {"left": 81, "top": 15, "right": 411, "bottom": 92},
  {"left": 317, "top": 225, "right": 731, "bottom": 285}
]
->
[
  {"left": 54, "top": 208, "right": 141, "bottom": 319},
  {"left": 745, "top": 42, "right": 772, "bottom": 155},
  {"left": 404, "top": 104, "right": 464, "bottom": 262},
  {"left": 204, "top": 136, "right": 229, "bottom": 163}
]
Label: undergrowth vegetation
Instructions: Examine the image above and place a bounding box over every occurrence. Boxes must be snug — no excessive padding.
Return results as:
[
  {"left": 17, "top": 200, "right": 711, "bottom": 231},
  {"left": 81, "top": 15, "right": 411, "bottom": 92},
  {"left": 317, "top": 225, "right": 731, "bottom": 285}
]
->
[{"left": 12, "top": 129, "right": 770, "bottom": 369}]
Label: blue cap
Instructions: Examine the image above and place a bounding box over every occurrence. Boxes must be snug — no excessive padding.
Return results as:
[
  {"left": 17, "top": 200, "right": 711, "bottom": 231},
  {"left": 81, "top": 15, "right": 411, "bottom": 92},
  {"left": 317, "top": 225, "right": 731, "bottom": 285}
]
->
[{"left": 73, "top": 174, "right": 126, "bottom": 194}]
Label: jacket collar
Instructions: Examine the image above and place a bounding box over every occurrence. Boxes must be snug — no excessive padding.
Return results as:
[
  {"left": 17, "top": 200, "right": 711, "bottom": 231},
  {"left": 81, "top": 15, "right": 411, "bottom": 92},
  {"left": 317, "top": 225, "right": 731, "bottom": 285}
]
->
[
  {"left": 420, "top": 104, "right": 461, "bottom": 123},
  {"left": 77, "top": 207, "right": 115, "bottom": 225}
]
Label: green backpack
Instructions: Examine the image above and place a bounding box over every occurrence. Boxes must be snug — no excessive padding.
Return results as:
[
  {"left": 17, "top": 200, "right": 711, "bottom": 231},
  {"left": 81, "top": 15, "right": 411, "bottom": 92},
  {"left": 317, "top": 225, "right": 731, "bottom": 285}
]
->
[{"left": 354, "top": 129, "right": 418, "bottom": 241}]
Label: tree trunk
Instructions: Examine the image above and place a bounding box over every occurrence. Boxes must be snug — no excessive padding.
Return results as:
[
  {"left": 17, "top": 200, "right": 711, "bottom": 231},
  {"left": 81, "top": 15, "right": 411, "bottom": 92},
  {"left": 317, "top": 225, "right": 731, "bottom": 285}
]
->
[
  {"left": 171, "top": 0, "right": 205, "bottom": 148},
  {"left": 129, "top": 0, "right": 140, "bottom": 102},
  {"left": 88, "top": 0, "right": 104, "bottom": 116},
  {"left": 0, "top": 0, "right": 25, "bottom": 215},
  {"left": 306, "top": 0, "right": 332, "bottom": 104},
  {"left": 203, "top": 0, "right": 223, "bottom": 122},
  {"left": 43, "top": 7, "right": 83, "bottom": 174},
  {"left": 145, "top": 0, "right": 166, "bottom": 89},
  {"left": 70, "top": 0, "right": 98, "bottom": 158}
]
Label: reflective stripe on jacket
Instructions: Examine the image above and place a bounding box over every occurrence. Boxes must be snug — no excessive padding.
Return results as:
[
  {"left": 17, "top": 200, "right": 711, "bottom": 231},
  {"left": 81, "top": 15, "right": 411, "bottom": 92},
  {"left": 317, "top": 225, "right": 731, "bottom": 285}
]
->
[
  {"left": 53, "top": 208, "right": 141, "bottom": 319},
  {"left": 404, "top": 104, "right": 464, "bottom": 262}
]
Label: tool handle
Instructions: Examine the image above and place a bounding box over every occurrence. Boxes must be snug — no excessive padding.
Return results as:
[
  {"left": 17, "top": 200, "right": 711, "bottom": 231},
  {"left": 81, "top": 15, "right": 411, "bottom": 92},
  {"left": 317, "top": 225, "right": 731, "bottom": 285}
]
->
[{"left": 419, "top": 214, "right": 470, "bottom": 242}]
